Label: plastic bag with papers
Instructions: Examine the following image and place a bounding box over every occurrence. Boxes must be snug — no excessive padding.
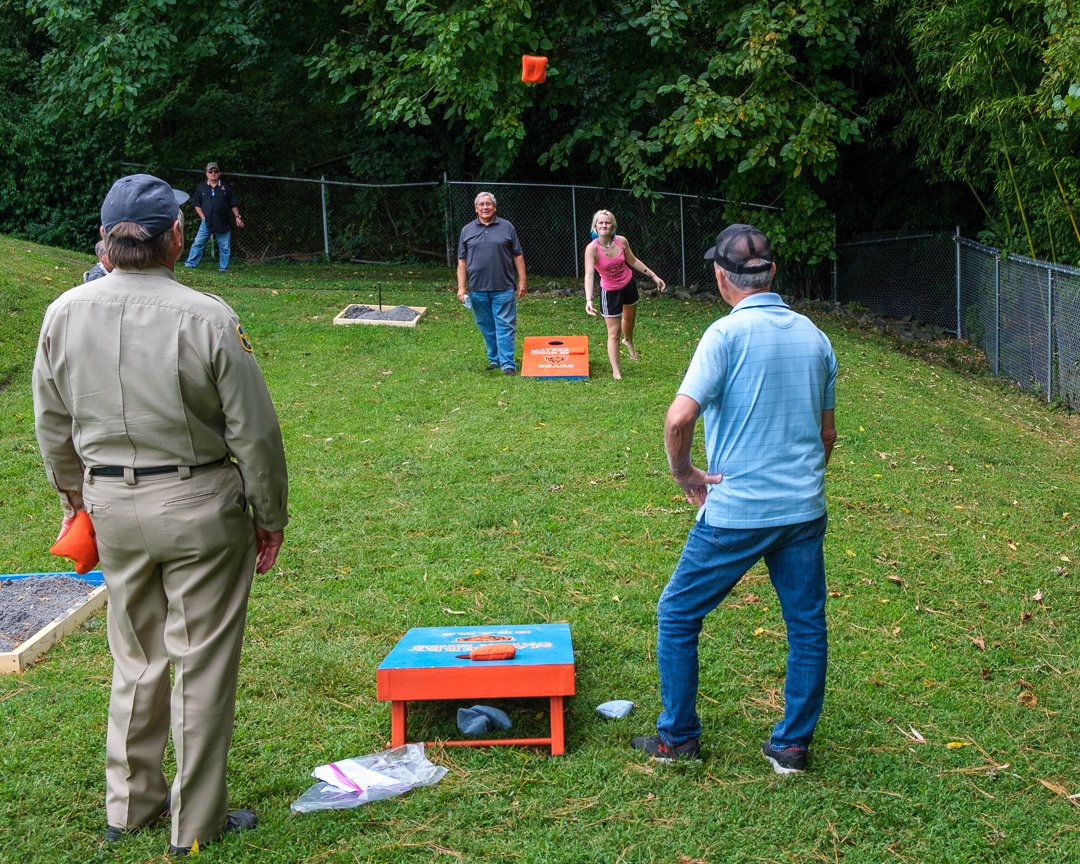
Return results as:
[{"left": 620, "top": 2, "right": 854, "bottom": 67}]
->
[{"left": 291, "top": 743, "right": 447, "bottom": 812}]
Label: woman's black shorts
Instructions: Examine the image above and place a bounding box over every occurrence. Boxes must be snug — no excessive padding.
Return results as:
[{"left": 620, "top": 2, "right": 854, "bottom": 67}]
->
[{"left": 600, "top": 280, "right": 640, "bottom": 318}]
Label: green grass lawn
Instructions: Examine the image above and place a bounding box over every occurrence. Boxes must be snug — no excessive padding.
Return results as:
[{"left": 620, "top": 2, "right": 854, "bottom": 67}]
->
[{"left": 1, "top": 236, "right": 1078, "bottom": 863}]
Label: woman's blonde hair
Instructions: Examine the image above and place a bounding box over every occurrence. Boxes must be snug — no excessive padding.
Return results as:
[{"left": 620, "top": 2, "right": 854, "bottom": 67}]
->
[{"left": 590, "top": 209, "right": 618, "bottom": 236}]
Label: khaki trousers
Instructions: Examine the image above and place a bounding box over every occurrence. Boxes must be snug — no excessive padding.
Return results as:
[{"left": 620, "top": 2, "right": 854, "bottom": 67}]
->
[{"left": 84, "top": 462, "right": 255, "bottom": 849}]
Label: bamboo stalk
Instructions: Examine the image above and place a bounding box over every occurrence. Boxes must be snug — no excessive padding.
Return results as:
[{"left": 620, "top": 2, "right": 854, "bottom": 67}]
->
[
  {"left": 988, "top": 67, "right": 1036, "bottom": 258},
  {"left": 998, "top": 51, "right": 1080, "bottom": 249}
]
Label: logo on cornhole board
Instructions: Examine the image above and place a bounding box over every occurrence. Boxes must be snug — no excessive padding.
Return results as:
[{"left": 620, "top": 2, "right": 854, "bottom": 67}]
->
[{"left": 522, "top": 336, "right": 589, "bottom": 379}]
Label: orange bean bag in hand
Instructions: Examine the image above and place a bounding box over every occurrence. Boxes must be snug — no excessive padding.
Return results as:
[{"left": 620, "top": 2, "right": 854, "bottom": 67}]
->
[{"left": 49, "top": 510, "right": 99, "bottom": 574}]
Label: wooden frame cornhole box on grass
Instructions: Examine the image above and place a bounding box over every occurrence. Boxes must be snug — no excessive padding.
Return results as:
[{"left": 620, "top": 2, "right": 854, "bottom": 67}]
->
[
  {"left": 333, "top": 305, "right": 427, "bottom": 328},
  {"left": 521, "top": 336, "right": 589, "bottom": 379},
  {"left": 0, "top": 571, "right": 106, "bottom": 674},
  {"left": 376, "top": 623, "right": 575, "bottom": 755}
]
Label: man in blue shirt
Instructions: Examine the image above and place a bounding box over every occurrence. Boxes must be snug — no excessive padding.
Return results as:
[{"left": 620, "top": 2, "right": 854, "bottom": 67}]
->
[
  {"left": 456, "top": 191, "right": 527, "bottom": 374},
  {"left": 631, "top": 224, "right": 838, "bottom": 774}
]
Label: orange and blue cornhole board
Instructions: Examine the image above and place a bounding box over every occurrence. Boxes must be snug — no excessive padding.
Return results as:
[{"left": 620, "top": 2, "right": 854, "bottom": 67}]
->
[
  {"left": 376, "top": 623, "right": 575, "bottom": 755},
  {"left": 521, "top": 335, "right": 589, "bottom": 380}
]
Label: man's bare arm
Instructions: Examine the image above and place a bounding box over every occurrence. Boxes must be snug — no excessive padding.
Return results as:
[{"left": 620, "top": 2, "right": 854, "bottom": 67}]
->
[
  {"left": 664, "top": 394, "right": 722, "bottom": 507},
  {"left": 821, "top": 408, "right": 836, "bottom": 466}
]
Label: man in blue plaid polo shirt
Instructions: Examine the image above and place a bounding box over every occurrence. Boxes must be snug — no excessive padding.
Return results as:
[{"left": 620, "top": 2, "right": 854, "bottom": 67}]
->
[
  {"left": 631, "top": 224, "right": 838, "bottom": 774},
  {"left": 456, "top": 191, "right": 527, "bottom": 375}
]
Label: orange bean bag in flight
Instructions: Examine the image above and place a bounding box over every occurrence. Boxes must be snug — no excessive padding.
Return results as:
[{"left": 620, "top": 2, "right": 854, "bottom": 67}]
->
[{"left": 521, "top": 55, "right": 548, "bottom": 84}]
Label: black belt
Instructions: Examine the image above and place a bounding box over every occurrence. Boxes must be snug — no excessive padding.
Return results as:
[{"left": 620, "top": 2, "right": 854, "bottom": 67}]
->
[{"left": 90, "top": 459, "right": 227, "bottom": 478}]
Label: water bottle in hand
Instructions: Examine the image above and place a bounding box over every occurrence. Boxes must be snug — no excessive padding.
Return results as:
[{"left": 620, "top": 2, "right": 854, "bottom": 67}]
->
[{"left": 463, "top": 293, "right": 472, "bottom": 309}]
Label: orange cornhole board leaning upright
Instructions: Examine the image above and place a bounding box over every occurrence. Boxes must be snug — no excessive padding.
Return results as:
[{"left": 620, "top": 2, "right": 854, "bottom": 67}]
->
[
  {"left": 522, "top": 335, "right": 589, "bottom": 380},
  {"left": 376, "top": 623, "right": 575, "bottom": 755}
]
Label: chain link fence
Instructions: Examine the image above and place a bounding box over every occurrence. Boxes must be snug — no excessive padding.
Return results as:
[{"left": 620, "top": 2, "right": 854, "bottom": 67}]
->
[
  {"left": 119, "top": 164, "right": 1080, "bottom": 409},
  {"left": 443, "top": 180, "right": 778, "bottom": 290},
  {"left": 124, "top": 164, "right": 443, "bottom": 264},
  {"left": 122, "top": 164, "right": 777, "bottom": 286},
  {"left": 835, "top": 231, "right": 1080, "bottom": 409}
]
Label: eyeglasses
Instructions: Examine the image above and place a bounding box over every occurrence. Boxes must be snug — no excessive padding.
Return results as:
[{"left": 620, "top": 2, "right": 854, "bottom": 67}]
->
[{"left": 207, "top": 170, "right": 220, "bottom": 175}]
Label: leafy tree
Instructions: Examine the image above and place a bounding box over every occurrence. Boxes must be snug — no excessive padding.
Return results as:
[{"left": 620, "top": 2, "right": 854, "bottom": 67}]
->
[
  {"left": 310, "top": 0, "right": 866, "bottom": 265},
  {"left": 27, "top": 0, "right": 263, "bottom": 136},
  {"left": 0, "top": 2, "right": 120, "bottom": 248},
  {"left": 0, "top": 0, "right": 264, "bottom": 247},
  {"left": 865, "top": 0, "right": 1080, "bottom": 262}
]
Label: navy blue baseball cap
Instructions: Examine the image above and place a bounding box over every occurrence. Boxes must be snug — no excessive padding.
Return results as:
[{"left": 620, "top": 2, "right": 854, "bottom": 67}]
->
[
  {"left": 100, "top": 174, "right": 189, "bottom": 236},
  {"left": 703, "top": 223, "right": 774, "bottom": 274}
]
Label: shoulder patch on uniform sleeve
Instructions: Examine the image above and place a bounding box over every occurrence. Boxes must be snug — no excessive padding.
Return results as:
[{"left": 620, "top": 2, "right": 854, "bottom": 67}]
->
[{"left": 236, "top": 324, "right": 254, "bottom": 352}]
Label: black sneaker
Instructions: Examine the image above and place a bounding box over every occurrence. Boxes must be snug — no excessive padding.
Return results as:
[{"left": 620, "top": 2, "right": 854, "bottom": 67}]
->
[
  {"left": 104, "top": 793, "right": 171, "bottom": 842},
  {"left": 167, "top": 809, "right": 257, "bottom": 857},
  {"left": 502, "top": 367, "right": 517, "bottom": 376},
  {"left": 761, "top": 741, "right": 808, "bottom": 775},
  {"left": 486, "top": 362, "right": 500, "bottom": 371},
  {"left": 629, "top": 734, "right": 701, "bottom": 761}
]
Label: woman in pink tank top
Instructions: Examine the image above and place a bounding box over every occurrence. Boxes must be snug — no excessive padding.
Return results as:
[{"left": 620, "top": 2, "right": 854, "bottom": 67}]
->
[{"left": 583, "top": 209, "right": 666, "bottom": 379}]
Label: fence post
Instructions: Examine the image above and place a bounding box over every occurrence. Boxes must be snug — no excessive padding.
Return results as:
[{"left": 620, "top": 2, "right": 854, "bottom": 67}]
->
[
  {"left": 444, "top": 172, "right": 452, "bottom": 269},
  {"left": 993, "top": 255, "right": 1000, "bottom": 375},
  {"left": 320, "top": 176, "right": 330, "bottom": 260},
  {"left": 954, "top": 225, "right": 961, "bottom": 337},
  {"left": 831, "top": 213, "right": 838, "bottom": 304},
  {"left": 679, "top": 195, "right": 686, "bottom": 289},
  {"left": 572, "top": 186, "right": 579, "bottom": 279},
  {"left": 1047, "top": 268, "right": 1054, "bottom": 403}
]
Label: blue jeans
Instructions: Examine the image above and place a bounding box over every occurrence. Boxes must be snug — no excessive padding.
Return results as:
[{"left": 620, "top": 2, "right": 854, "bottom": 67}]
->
[
  {"left": 470, "top": 289, "right": 517, "bottom": 370},
  {"left": 184, "top": 220, "right": 232, "bottom": 271},
  {"left": 656, "top": 513, "right": 828, "bottom": 750}
]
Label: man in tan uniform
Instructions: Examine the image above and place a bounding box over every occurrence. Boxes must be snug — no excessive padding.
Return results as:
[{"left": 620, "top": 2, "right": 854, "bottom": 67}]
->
[{"left": 32, "top": 174, "right": 288, "bottom": 857}]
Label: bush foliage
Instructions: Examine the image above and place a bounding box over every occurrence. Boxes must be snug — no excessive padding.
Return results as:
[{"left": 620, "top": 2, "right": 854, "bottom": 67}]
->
[{"left": 1, "top": 1, "right": 1077, "bottom": 263}]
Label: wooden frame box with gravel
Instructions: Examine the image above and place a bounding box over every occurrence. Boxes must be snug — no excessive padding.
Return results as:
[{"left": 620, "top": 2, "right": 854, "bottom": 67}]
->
[
  {"left": 333, "top": 304, "right": 427, "bottom": 327},
  {"left": 0, "top": 571, "right": 106, "bottom": 674}
]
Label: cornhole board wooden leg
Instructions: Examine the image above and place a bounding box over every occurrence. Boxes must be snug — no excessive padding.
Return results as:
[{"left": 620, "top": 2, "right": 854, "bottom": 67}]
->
[
  {"left": 549, "top": 695, "right": 565, "bottom": 755},
  {"left": 391, "top": 701, "right": 408, "bottom": 747}
]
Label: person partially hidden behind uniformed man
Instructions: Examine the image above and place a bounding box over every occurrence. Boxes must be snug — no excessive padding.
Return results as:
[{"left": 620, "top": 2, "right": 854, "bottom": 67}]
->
[
  {"left": 32, "top": 173, "right": 289, "bottom": 857},
  {"left": 83, "top": 239, "right": 112, "bottom": 282}
]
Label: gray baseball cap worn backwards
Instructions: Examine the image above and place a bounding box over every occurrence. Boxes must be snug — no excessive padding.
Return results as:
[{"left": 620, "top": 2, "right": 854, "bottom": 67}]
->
[
  {"left": 100, "top": 173, "right": 190, "bottom": 236},
  {"left": 704, "top": 223, "right": 774, "bottom": 274}
]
